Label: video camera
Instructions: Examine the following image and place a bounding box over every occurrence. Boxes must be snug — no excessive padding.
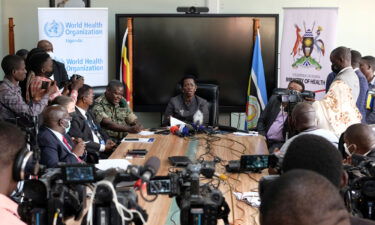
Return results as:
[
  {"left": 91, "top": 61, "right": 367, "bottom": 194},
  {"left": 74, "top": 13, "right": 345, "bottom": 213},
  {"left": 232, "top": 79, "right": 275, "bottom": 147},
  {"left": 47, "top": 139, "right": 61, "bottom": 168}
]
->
[
  {"left": 343, "top": 155, "right": 375, "bottom": 220},
  {"left": 18, "top": 157, "right": 162, "bottom": 225},
  {"left": 147, "top": 161, "right": 230, "bottom": 225},
  {"left": 273, "top": 88, "right": 315, "bottom": 113}
]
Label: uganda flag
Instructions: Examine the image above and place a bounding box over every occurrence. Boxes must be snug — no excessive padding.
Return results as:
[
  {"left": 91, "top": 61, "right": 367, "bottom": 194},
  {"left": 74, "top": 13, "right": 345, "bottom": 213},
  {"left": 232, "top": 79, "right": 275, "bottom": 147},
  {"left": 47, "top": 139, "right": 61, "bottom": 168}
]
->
[{"left": 120, "top": 28, "right": 133, "bottom": 108}]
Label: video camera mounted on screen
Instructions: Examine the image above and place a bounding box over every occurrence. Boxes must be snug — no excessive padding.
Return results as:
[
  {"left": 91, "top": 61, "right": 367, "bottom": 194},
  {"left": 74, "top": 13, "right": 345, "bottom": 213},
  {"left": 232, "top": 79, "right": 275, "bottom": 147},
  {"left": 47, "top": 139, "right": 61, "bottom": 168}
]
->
[
  {"left": 342, "top": 154, "right": 375, "bottom": 220},
  {"left": 273, "top": 88, "right": 315, "bottom": 114},
  {"left": 18, "top": 157, "right": 163, "bottom": 225},
  {"left": 147, "top": 161, "right": 230, "bottom": 225}
]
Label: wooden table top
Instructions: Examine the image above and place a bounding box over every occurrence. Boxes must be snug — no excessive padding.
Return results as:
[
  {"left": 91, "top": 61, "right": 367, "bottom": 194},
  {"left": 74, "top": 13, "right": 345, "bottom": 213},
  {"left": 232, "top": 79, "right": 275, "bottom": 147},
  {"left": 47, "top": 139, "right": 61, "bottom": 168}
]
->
[{"left": 109, "top": 133, "right": 268, "bottom": 225}]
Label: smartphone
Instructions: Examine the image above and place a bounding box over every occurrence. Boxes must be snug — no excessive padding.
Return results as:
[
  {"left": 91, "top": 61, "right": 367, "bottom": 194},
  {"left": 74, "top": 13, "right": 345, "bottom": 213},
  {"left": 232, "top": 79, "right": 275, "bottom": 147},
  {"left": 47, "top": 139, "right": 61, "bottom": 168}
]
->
[
  {"left": 240, "top": 155, "right": 269, "bottom": 171},
  {"left": 41, "top": 81, "right": 49, "bottom": 89}
]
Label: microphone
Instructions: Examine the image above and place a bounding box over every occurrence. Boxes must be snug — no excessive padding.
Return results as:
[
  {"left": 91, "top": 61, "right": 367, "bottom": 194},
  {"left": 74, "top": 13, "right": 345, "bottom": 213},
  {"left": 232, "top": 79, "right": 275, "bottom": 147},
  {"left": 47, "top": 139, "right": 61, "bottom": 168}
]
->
[
  {"left": 193, "top": 110, "right": 203, "bottom": 125},
  {"left": 140, "top": 156, "right": 161, "bottom": 182},
  {"left": 170, "top": 125, "right": 181, "bottom": 135}
]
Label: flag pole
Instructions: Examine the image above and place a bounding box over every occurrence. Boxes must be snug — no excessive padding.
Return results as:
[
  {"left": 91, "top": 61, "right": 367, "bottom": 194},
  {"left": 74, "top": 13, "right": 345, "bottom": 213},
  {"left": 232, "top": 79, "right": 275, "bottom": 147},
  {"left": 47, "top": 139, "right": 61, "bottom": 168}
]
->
[
  {"left": 8, "top": 18, "right": 15, "bottom": 54},
  {"left": 253, "top": 18, "right": 260, "bottom": 42},
  {"left": 127, "top": 18, "right": 134, "bottom": 109}
]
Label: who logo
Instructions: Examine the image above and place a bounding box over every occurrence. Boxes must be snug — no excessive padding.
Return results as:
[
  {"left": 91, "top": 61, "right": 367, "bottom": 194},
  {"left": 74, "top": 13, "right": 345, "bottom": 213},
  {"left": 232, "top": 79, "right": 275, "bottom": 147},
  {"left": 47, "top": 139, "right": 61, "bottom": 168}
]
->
[{"left": 44, "top": 20, "right": 64, "bottom": 38}]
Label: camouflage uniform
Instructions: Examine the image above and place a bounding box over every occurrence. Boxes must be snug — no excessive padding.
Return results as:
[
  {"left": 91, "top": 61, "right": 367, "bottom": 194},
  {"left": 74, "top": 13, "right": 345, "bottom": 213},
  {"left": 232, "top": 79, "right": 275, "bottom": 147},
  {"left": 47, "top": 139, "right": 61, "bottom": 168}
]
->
[{"left": 92, "top": 95, "right": 137, "bottom": 140}]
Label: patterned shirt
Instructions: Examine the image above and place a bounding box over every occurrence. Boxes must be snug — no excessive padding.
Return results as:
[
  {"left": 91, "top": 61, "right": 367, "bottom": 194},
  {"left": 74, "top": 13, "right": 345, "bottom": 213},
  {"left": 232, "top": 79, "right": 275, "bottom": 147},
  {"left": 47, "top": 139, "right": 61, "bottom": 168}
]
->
[
  {"left": 26, "top": 74, "right": 77, "bottom": 103},
  {"left": 92, "top": 95, "right": 137, "bottom": 140},
  {"left": 0, "top": 78, "right": 49, "bottom": 120}
]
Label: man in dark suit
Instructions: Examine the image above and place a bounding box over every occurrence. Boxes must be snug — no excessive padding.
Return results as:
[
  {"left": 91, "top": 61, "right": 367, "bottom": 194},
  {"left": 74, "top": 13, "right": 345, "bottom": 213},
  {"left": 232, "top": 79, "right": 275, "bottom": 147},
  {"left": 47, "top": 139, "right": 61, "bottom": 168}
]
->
[
  {"left": 69, "top": 85, "right": 116, "bottom": 157},
  {"left": 256, "top": 80, "right": 304, "bottom": 153},
  {"left": 37, "top": 40, "right": 69, "bottom": 89},
  {"left": 38, "top": 105, "right": 86, "bottom": 168}
]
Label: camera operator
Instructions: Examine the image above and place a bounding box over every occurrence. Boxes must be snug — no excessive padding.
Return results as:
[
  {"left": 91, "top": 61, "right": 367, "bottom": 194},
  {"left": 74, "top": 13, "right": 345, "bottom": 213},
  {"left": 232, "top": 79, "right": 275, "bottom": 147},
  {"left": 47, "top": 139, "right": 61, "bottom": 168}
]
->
[
  {"left": 281, "top": 134, "right": 375, "bottom": 225},
  {"left": 0, "top": 122, "right": 27, "bottom": 225},
  {"left": 38, "top": 105, "right": 86, "bottom": 168},
  {"left": 257, "top": 79, "right": 304, "bottom": 153},
  {"left": 343, "top": 123, "right": 375, "bottom": 160},
  {"left": 0, "top": 55, "right": 54, "bottom": 121},
  {"left": 275, "top": 102, "right": 338, "bottom": 159}
]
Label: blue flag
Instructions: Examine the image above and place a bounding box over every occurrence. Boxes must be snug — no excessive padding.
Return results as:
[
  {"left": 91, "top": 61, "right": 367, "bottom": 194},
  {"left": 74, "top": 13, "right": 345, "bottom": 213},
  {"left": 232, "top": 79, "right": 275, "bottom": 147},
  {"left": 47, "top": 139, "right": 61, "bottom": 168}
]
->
[{"left": 245, "top": 29, "right": 268, "bottom": 130}]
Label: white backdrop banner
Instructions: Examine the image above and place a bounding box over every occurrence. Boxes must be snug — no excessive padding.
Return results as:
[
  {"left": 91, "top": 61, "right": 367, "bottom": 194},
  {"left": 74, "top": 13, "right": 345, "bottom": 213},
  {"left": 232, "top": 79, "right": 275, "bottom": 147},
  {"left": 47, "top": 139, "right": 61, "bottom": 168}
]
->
[
  {"left": 38, "top": 8, "right": 108, "bottom": 86},
  {"left": 280, "top": 8, "right": 338, "bottom": 99}
]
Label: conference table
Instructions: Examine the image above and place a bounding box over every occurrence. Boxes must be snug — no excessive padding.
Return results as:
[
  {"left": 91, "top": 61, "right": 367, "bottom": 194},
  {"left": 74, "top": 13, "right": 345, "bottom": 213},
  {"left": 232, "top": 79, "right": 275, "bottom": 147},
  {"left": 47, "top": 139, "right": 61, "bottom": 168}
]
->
[{"left": 109, "top": 132, "right": 269, "bottom": 225}]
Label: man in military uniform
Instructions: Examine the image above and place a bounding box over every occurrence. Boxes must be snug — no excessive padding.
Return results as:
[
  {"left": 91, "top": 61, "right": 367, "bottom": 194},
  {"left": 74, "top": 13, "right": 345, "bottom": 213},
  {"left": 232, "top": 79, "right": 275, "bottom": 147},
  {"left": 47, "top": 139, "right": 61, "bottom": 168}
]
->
[{"left": 92, "top": 80, "right": 142, "bottom": 141}]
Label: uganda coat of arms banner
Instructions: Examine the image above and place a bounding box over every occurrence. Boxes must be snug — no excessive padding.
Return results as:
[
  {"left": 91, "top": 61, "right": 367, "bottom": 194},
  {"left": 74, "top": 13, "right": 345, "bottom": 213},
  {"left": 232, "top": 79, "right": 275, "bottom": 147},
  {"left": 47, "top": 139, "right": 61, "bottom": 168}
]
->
[{"left": 280, "top": 8, "right": 338, "bottom": 100}]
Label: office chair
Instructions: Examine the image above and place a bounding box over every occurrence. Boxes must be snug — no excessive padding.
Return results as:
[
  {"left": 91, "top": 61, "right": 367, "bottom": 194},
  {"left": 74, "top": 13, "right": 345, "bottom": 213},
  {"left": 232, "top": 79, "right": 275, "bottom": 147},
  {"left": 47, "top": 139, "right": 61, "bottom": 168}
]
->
[{"left": 175, "top": 83, "right": 219, "bottom": 126}]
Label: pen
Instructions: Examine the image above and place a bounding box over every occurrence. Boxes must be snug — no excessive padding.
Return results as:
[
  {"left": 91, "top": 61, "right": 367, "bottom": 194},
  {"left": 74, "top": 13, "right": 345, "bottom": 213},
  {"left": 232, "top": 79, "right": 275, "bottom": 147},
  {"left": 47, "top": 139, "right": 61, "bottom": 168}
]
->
[{"left": 125, "top": 138, "right": 139, "bottom": 141}]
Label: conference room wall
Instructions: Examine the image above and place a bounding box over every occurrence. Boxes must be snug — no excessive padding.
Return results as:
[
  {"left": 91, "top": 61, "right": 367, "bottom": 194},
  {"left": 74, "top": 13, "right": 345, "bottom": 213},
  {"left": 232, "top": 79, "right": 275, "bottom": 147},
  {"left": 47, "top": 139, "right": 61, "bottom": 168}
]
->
[{"left": 1, "top": 0, "right": 375, "bottom": 128}]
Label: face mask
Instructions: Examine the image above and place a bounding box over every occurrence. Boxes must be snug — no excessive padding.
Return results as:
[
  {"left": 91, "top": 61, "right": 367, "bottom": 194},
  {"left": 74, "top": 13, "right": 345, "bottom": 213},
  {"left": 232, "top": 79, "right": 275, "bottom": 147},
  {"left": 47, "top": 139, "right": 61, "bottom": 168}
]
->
[
  {"left": 62, "top": 120, "right": 71, "bottom": 133},
  {"left": 47, "top": 51, "right": 55, "bottom": 60},
  {"left": 344, "top": 143, "right": 354, "bottom": 156},
  {"left": 331, "top": 64, "right": 341, "bottom": 74}
]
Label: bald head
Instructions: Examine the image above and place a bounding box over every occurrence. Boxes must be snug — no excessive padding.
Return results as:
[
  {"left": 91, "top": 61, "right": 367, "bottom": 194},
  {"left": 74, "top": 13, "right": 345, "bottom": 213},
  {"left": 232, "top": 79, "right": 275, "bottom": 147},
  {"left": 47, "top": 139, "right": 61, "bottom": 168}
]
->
[
  {"left": 37, "top": 40, "right": 53, "bottom": 52},
  {"left": 330, "top": 46, "right": 351, "bottom": 70},
  {"left": 291, "top": 102, "right": 316, "bottom": 132},
  {"left": 260, "top": 170, "right": 350, "bottom": 225},
  {"left": 43, "top": 105, "right": 68, "bottom": 128},
  {"left": 344, "top": 123, "right": 375, "bottom": 155}
]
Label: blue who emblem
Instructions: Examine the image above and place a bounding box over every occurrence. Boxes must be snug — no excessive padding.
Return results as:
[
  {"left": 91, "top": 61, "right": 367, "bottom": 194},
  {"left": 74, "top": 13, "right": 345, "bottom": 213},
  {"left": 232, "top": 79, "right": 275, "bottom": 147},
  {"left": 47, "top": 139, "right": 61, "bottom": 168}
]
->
[{"left": 44, "top": 20, "right": 64, "bottom": 38}]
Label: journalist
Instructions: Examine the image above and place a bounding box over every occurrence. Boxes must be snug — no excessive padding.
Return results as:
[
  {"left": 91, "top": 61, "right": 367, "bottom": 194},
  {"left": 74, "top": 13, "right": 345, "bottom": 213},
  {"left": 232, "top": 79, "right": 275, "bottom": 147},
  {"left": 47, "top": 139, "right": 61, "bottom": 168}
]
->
[
  {"left": 0, "top": 122, "right": 28, "bottom": 225},
  {"left": 343, "top": 123, "right": 375, "bottom": 158},
  {"left": 256, "top": 79, "right": 304, "bottom": 153},
  {"left": 282, "top": 134, "right": 375, "bottom": 225},
  {"left": 0, "top": 55, "right": 54, "bottom": 121}
]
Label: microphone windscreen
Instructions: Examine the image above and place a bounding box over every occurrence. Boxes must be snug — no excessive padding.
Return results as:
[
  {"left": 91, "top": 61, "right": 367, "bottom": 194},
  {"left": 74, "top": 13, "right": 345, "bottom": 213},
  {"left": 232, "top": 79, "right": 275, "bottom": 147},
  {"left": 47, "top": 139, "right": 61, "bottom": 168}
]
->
[
  {"left": 145, "top": 156, "right": 161, "bottom": 174},
  {"left": 170, "top": 125, "right": 179, "bottom": 134}
]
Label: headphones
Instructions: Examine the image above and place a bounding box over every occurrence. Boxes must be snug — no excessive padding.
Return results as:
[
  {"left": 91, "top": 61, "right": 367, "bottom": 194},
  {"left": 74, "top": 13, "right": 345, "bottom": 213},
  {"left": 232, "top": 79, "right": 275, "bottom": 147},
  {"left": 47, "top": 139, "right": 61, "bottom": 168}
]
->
[{"left": 12, "top": 143, "right": 35, "bottom": 181}]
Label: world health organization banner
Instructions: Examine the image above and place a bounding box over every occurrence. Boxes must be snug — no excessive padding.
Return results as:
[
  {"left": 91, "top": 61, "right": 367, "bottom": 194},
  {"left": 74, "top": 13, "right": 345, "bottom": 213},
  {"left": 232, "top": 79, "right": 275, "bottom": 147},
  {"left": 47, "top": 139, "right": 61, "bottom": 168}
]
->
[
  {"left": 38, "top": 8, "right": 108, "bottom": 86},
  {"left": 280, "top": 8, "right": 338, "bottom": 99}
]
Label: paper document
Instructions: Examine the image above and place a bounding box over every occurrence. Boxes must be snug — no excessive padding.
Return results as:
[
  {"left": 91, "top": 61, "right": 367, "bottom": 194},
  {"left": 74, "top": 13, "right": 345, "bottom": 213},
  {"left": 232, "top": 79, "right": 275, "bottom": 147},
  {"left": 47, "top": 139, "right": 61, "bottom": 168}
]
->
[
  {"left": 138, "top": 130, "right": 155, "bottom": 136},
  {"left": 233, "top": 191, "right": 260, "bottom": 207},
  {"left": 233, "top": 131, "right": 258, "bottom": 136},
  {"left": 95, "top": 159, "right": 131, "bottom": 171},
  {"left": 170, "top": 116, "right": 186, "bottom": 126},
  {"left": 122, "top": 138, "right": 155, "bottom": 143}
]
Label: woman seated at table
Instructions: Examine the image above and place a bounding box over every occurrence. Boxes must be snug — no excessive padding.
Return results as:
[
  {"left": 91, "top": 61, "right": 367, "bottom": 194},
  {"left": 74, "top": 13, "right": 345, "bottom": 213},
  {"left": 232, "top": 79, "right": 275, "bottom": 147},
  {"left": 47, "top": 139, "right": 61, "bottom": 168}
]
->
[{"left": 162, "top": 75, "right": 209, "bottom": 126}]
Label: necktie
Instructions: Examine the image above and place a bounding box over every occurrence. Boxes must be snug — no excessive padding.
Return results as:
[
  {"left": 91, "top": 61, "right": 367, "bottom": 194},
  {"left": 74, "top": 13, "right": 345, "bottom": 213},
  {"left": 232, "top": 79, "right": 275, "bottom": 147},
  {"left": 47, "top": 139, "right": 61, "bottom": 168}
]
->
[
  {"left": 86, "top": 112, "right": 104, "bottom": 144},
  {"left": 62, "top": 136, "right": 72, "bottom": 151}
]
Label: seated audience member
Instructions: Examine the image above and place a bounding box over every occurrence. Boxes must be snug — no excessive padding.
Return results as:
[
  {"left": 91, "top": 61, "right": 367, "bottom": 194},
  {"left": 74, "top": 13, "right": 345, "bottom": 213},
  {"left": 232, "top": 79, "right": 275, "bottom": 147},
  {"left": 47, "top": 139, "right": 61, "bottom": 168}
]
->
[
  {"left": 344, "top": 123, "right": 375, "bottom": 158},
  {"left": 15, "top": 49, "right": 29, "bottom": 61},
  {"left": 260, "top": 169, "right": 350, "bottom": 225},
  {"left": 37, "top": 40, "right": 69, "bottom": 89},
  {"left": 69, "top": 85, "right": 116, "bottom": 156},
  {"left": 0, "top": 55, "right": 53, "bottom": 121},
  {"left": 276, "top": 102, "right": 338, "bottom": 158},
  {"left": 162, "top": 75, "right": 209, "bottom": 126},
  {"left": 313, "top": 47, "right": 361, "bottom": 137},
  {"left": 282, "top": 134, "right": 375, "bottom": 225},
  {"left": 92, "top": 80, "right": 142, "bottom": 141},
  {"left": 326, "top": 50, "right": 367, "bottom": 122},
  {"left": 0, "top": 122, "right": 28, "bottom": 225},
  {"left": 38, "top": 105, "right": 86, "bottom": 168},
  {"left": 256, "top": 79, "right": 304, "bottom": 152},
  {"left": 360, "top": 56, "right": 375, "bottom": 124},
  {"left": 51, "top": 95, "right": 75, "bottom": 113}
]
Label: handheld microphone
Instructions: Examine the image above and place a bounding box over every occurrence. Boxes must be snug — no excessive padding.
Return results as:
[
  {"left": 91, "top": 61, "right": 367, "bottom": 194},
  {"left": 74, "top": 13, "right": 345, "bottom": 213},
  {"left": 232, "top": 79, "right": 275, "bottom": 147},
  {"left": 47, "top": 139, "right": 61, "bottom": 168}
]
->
[
  {"left": 170, "top": 125, "right": 181, "bottom": 135},
  {"left": 141, "top": 156, "right": 161, "bottom": 182}
]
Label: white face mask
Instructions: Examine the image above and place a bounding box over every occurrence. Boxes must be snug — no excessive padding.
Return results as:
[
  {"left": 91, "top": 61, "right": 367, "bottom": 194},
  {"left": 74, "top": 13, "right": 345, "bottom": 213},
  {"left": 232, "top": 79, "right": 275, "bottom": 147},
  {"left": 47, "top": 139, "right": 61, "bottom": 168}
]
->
[
  {"left": 47, "top": 51, "right": 55, "bottom": 60},
  {"left": 344, "top": 143, "right": 355, "bottom": 156}
]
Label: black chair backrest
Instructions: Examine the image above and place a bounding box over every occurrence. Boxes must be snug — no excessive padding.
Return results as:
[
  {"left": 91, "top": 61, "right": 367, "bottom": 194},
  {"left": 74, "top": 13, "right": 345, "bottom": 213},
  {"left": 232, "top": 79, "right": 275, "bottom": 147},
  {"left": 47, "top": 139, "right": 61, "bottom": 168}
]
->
[
  {"left": 176, "top": 83, "right": 219, "bottom": 126},
  {"left": 92, "top": 86, "right": 107, "bottom": 99}
]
